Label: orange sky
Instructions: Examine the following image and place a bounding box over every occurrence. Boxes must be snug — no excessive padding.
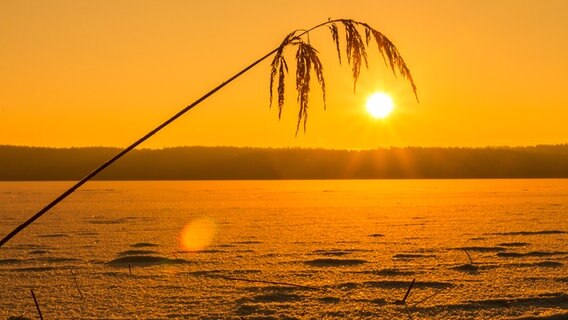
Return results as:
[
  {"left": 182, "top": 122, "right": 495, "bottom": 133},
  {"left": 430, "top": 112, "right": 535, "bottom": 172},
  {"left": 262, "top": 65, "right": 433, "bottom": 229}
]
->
[{"left": 1, "top": 0, "right": 567, "bottom": 149}]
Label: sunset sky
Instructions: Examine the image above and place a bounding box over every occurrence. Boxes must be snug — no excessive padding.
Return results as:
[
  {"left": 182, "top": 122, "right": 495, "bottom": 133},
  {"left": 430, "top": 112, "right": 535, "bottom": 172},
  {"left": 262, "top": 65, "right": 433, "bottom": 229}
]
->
[{"left": 1, "top": 0, "right": 567, "bottom": 150}]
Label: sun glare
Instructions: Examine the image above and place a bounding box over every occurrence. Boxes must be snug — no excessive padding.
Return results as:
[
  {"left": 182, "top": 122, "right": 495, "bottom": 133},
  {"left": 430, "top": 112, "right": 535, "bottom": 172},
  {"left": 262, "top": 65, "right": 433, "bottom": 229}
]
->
[{"left": 366, "top": 92, "right": 394, "bottom": 119}]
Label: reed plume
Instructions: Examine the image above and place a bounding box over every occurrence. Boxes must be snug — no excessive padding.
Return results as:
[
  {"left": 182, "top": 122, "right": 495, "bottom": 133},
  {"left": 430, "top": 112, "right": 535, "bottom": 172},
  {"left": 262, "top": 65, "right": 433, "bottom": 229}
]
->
[{"left": 269, "top": 19, "right": 417, "bottom": 133}]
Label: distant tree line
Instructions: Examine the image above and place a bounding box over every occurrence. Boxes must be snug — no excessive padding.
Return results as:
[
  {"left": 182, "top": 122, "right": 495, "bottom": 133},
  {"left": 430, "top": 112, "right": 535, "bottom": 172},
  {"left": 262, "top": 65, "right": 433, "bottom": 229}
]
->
[{"left": 1, "top": 145, "right": 568, "bottom": 180}]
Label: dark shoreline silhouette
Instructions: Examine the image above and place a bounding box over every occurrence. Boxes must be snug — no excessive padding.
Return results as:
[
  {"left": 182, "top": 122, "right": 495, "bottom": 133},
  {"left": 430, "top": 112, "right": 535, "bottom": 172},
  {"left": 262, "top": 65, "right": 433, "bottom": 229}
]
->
[{"left": 1, "top": 144, "right": 567, "bottom": 180}]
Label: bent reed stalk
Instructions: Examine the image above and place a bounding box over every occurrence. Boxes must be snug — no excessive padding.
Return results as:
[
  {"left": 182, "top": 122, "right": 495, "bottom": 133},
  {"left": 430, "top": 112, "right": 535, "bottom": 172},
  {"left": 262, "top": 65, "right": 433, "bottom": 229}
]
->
[{"left": 0, "top": 18, "right": 417, "bottom": 247}]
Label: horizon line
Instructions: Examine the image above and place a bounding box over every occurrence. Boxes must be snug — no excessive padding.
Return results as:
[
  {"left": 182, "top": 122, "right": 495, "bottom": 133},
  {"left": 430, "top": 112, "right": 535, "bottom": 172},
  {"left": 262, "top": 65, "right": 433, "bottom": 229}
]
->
[{"left": 2, "top": 143, "right": 568, "bottom": 152}]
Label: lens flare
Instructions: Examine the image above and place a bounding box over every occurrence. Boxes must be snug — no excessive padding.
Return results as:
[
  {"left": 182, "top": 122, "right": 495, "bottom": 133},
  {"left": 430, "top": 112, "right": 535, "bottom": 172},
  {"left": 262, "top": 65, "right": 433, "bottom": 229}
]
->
[{"left": 179, "top": 217, "right": 216, "bottom": 251}]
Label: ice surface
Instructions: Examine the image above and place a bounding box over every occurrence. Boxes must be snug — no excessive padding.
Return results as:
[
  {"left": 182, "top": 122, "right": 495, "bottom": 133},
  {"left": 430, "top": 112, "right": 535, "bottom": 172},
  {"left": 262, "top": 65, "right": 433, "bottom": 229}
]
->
[{"left": 1, "top": 179, "right": 567, "bottom": 319}]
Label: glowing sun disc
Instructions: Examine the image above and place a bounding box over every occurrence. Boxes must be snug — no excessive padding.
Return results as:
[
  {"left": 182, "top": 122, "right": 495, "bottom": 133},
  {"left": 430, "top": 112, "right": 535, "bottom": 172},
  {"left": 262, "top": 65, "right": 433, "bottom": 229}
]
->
[{"left": 366, "top": 92, "right": 394, "bottom": 119}]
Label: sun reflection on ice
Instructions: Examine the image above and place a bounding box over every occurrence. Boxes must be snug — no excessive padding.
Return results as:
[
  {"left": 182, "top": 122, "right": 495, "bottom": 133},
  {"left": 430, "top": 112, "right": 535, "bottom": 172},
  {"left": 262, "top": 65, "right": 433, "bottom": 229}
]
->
[{"left": 180, "top": 217, "right": 217, "bottom": 251}]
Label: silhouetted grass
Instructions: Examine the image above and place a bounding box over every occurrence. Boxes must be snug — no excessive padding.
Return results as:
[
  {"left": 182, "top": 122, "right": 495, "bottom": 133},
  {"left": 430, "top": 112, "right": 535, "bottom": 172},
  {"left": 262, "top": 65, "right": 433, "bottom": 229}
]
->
[
  {"left": 70, "top": 268, "right": 84, "bottom": 299},
  {"left": 0, "top": 18, "right": 416, "bottom": 248},
  {"left": 30, "top": 290, "right": 43, "bottom": 320}
]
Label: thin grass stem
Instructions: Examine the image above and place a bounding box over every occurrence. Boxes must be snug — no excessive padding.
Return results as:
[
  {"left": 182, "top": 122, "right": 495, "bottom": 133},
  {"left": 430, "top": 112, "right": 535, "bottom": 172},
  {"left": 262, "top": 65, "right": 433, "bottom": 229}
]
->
[
  {"left": 30, "top": 290, "right": 44, "bottom": 320},
  {"left": 401, "top": 278, "right": 416, "bottom": 304},
  {"left": 463, "top": 249, "right": 474, "bottom": 264},
  {"left": 70, "top": 268, "right": 84, "bottom": 300}
]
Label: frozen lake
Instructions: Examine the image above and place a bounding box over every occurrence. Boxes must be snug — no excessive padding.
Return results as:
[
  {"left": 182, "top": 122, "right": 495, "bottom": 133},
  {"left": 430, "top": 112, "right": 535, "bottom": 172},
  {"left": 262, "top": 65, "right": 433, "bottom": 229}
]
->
[{"left": 1, "top": 180, "right": 567, "bottom": 319}]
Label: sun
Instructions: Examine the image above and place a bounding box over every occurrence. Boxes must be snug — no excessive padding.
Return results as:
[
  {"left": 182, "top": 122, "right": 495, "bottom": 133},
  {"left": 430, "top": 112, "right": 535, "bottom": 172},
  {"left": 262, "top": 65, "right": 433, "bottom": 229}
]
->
[{"left": 366, "top": 92, "right": 394, "bottom": 119}]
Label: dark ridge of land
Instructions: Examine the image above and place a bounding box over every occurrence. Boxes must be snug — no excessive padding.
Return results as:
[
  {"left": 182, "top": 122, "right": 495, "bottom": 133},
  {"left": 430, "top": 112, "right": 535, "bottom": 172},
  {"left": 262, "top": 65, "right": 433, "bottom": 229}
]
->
[{"left": 1, "top": 144, "right": 568, "bottom": 180}]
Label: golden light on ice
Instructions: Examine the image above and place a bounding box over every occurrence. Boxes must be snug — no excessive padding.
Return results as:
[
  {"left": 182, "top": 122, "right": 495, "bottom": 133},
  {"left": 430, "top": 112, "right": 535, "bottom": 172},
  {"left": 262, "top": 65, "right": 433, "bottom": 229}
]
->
[
  {"left": 366, "top": 92, "right": 394, "bottom": 119},
  {"left": 180, "top": 217, "right": 216, "bottom": 251}
]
